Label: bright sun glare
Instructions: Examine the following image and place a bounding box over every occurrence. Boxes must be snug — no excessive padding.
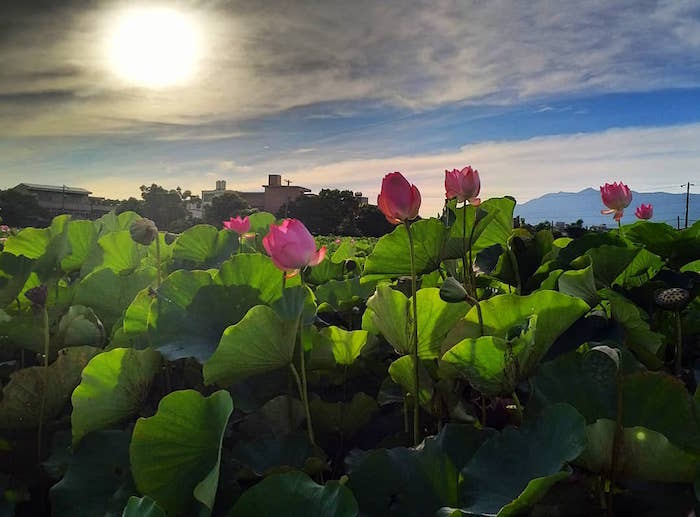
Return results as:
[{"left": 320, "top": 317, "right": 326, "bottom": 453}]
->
[{"left": 107, "top": 7, "right": 200, "bottom": 88}]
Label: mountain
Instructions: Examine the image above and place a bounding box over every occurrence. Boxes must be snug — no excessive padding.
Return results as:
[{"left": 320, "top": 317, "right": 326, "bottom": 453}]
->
[{"left": 515, "top": 188, "right": 699, "bottom": 227}]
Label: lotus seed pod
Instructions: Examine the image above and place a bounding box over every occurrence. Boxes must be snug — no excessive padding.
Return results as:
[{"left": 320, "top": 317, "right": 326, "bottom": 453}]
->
[
  {"left": 654, "top": 287, "right": 691, "bottom": 311},
  {"left": 130, "top": 218, "right": 158, "bottom": 245}
]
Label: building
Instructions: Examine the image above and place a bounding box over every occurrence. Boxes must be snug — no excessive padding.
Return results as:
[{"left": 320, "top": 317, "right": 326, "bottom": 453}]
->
[
  {"left": 201, "top": 175, "right": 311, "bottom": 215},
  {"left": 13, "top": 183, "right": 113, "bottom": 219}
]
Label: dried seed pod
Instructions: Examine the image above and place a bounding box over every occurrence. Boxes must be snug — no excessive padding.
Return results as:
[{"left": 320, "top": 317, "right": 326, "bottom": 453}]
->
[{"left": 653, "top": 287, "right": 691, "bottom": 311}]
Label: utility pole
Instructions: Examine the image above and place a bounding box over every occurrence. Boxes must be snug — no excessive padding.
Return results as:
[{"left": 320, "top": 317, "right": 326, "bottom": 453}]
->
[{"left": 682, "top": 182, "right": 695, "bottom": 229}]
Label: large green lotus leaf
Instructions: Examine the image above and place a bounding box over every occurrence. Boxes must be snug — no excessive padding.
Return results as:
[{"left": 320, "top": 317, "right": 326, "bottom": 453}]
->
[
  {"left": 388, "top": 355, "right": 434, "bottom": 406},
  {"left": 142, "top": 255, "right": 285, "bottom": 361},
  {"left": 443, "top": 291, "right": 589, "bottom": 358},
  {"left": 229, "top": 470, "right": 358, "bottom": 517},
  {"left": 681, "top": 259, "right": 700, "bottom": 273},
  {"left": 613, "top": 248, "right": 663, "bottom": 289},
  {"left": 363, "top": 285, "right": 470, "bottom": 359},
  {"left": 576, "top": 419, "right": 699, "bottom": 482},
  {"left": 442, "top": 197, "right": 515, "bottom": 260},
  {"left": 601, "top": 289, "right": 664, "bottom": 367},
  {"left": 214, "top": 254, "right": 285, "bottom": 305},
  {"left": 203, "top": 305, "right": 298, "bottom": 386},
  {"left": 61, "top": 219, "right": 98, "bottom": 273},
  {"left": 247, "top": 211, "right": 276, "bottom": 236},
  {"left": 554, "top": 232, "right": 625, "bottom": 268},
  {"left": 71, "top": 348, "right": 162, "bottom": 447},
  {"left": 81, "top": 231, "right": 149, "bottom": 276},
  {"left": 0, "top": 252, "right": 34, "bottom": 307},
  {"left": 305, "top": 258, "right": 346, "bottom": 284},
  {"left": 3, "top": 227, "right": 50, "bottom": 259},
  {"left": 172, "top": 224, "right": 239, "bottom": 268},
  {"left": 457, "top": 404, "right": 586, "bottom": 517},
  {"left": 315, "top": 277, "right": 377, "bottom": 313},
  {"left": 533, "top": 350, "right": 700, "bottom": 456},
  {"left": 584, "top": 245, "right": 640, "bottom": 287},
  {"left": 122, "top": 496, "right": 166, "bottom": 517},
  {"left": 317, "top": 327, "right": 369, "bottom": 366},
  {"left": 310, "top": 392, "right": 379, "bottom": 438},
  {"left": 0, "top": 346, "right": 100, "bottom": 429},
  {"left": 74, "top": 267, "right": 156, "bottom": 332},
  {"left": 363, "top": 218, "right": 449, "bottom": 280},
  {"left": 50, "top": 429, "right": 135, "bottom": 517},
  {"left": 531, "top": 348, "right": 617, "bottom": 424},
  {"left": 557, "top": 265, "right": 599, "bottom": 307},
  {"left": 442, "top": 336, "right": 520, "bottom": 396},
  {"left": 57, "top": 305, "right": 105, "bottom": 348},
  {"left": 121, "top": 289, "right": 153, "bottom": 337},
  {"left": 347, "top": 425, "right": 491, "bottom": 517},
  {"left": 623, "top": 221, "right": 678, "bottom": 256},
  {"left": 129, "top": 389, "right": 233, "bottom": 515},
  {"left": 230, "top": 432, "right": 316, "bottom": 477},
  {"left": 94, "top": 211, "right": 140, "bottom": 237},
  {"left": 239, "top": 395, "right": 305, "bottom": 438}
]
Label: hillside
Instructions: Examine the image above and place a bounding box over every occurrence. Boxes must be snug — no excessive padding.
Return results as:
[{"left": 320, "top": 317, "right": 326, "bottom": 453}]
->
[{"left": 515, "top": 187, "right": 699, "bottom": 227}]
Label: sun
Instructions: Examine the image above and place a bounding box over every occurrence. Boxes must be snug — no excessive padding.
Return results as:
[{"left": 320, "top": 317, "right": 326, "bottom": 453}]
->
[{"left": 107, "top": 7, "right": 200, "bottom": 88}]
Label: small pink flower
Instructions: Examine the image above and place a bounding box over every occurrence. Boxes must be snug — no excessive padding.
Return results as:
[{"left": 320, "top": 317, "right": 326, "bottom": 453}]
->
[
  {"left": 445, "top": 166, "right": 481, "bottom": 205},
  {"left": 334, "top": 238, "right": 341, "bottom": 244},
  {"left": 0, "top": 225, "right": 9, "bottom": 233},
  {"left": 635, "top": 203, "right": 653, "bottom": 220},
  {"left": 600, "top": 182, "right": 632, "bottom": 221},
  {"left": 377, "top": 172, "right": 421, "bottom": 225},
  {"left": 263, "top": 219, "right": 326, "bottom": 275},
  {"left": 223, "top": 216, "right": 250, "bottom": 234}
]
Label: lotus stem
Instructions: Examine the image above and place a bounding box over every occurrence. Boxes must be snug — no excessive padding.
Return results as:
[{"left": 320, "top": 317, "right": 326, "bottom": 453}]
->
[
  {"left": 608, "top": 369, "right": 624, "bottom": 517},
  {"left": 405, "top": 220, "right": 421, "bottom": 446},
  {"left": 37, "top": 305, "right": 49, "bottom": 459},
  {"left": 507, "top": 246, "right": 522, "bottom": 295},
  {"left": 463, "top": 202, "right": 484, "bottom": 336},
  {"left": 617, "top": 219, "right": 624, "bottom": 239},
  {"left": 294, "top": 281, "right": 316, "bottom": 446},
  {"left": 674, "top": 311, "right": 683, "bottom": 376},
  {"left": 155, "top": 234, "right": 162, "bottom": 289}
]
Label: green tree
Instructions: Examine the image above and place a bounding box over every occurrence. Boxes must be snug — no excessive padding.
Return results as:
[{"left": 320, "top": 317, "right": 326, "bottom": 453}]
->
[
  {"left": 138, "top": 184, "right": 189, "bottom": 231},
  {"left": 0, "top": 188, "right": 50, "bottom": 227},
  {"left": 279, "top": 189, "right": 361, "bottom": 235},
  {"left": 204, "top": 192, "right": 251, "bottom": 226},
  {"left": 115, "top": 197, "right": 145, "bottom": 216},
  {"left": 355, "top": 205, "right": 394, "bottom": 237}
]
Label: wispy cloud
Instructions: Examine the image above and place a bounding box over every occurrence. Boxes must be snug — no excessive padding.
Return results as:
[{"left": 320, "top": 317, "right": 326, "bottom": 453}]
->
[{"left": 2, "top": 0, "right": 700, "bottom": 136}]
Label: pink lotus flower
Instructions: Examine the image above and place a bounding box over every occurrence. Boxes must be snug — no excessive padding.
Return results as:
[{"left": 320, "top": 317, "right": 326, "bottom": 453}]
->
[
  {"left": 263, "top": 219, "right": 326, "bottom": 274},
  {"left": 635, "top": 203, "right": 653, "bottom": 220},
  {"left": 600, "top": 182, "right": 632, "bottom": 221},
  {"left": 377, "top": 172, "right": 421, "bottom": 225},
  {"left": 445, "top": 166, "right": 481, "bottom": 205},
  {"left": 223, "top": 216, "right": 250, "bottom": 234}
]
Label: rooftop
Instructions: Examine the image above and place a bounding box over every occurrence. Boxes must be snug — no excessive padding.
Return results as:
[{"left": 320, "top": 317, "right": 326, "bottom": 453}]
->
[{"left": 16, "top": 183, "right": 92, "bottom": 195}]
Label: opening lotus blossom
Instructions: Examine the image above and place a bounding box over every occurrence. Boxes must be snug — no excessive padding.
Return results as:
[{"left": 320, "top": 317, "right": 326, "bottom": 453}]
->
[
  {"left": 635, "top": 203, "right": 653, "bottom": 220},
  {"left": 445, "top": 166, "right": 481, "bottom": 205},
  {"left": 377, "top": 172, "right": 421, "bottom": 225},
  {"left": 223, "top": 216, "right": 250, "bottom": 234},
  {"left": 600, "top": 181, "right": 632, "bottom": 221},
  {"left": 262, "top": 218, "right": 326, "bottom": 276}
]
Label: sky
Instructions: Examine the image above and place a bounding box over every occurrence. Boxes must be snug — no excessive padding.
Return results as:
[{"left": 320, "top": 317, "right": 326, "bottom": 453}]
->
[{"left": 1, "top": 0, "right": 699, "bottom": 217}]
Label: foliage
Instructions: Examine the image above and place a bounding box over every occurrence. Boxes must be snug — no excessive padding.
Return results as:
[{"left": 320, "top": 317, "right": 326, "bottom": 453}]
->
[
  {"left": 204, "top": 192, "right": 251, "bottom": 226},
  {"left": 0, "top": 196, "right": 698, "bottom": 516}
]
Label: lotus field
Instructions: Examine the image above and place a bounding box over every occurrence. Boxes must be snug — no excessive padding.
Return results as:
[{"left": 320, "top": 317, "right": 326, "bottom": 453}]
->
[{"left": 1, "top": 168, "right": 700, "bottom": 516}]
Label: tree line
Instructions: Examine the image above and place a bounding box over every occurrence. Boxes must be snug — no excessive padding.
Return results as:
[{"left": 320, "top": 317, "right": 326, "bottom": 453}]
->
[{"left": 0, "top": 185, "right": 394, "bottom": 237}]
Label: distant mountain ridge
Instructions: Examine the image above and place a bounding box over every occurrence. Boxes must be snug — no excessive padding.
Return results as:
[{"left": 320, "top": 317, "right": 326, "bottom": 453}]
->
[{"left": 514, "top": 188, "right": 699, "bottom": 227}]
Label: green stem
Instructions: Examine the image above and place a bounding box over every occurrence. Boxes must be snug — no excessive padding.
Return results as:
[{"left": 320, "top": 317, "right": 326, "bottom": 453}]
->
[
  {"left": 37, "top": 306, "right": 49, "bottom": 459},
  {"left": 674, "top": 311, "right": 683, "bottom": 376},
  {"left": 403, "top": 396, "right": 410, "bottom": 435},
  {"left": 405, "top": 220, "right": 421, "bottom": 446},
  {"left": 463, "top": 203, "right": 484, "bottom": 336},
  {"left": 617, "top": 219, "right": 624, "bottom": 239},
  {"left": 290, "top": 362, "right": 315, "bottom": 445},
  {"left": 507, "top": 246, "right": 522, "bottom": 295},
  {"left": 155, "top": 235, "right": 162, "bottom": 289},
  {"left": 511, "top": 391, "right": 523, "bottom": 423},
  {"left": 608, "top": 370, "right": 624, "bottom": 517},
  {"left": 296, "top": 278, "right": 316, "bottom": 446}
]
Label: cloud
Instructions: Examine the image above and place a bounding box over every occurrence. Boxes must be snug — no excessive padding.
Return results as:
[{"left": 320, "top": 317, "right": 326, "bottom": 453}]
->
[
  {"left": 277, "top": 123, "right": 700, "bottom": 216},
  {"left": 2, "top": 0, "right": 700, "bottom": 135}
]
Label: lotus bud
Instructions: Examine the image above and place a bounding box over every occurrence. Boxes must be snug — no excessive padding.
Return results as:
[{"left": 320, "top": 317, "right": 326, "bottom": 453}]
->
[
  {"left": 25, "top": 284, "right": 48, "bottom": 308},
  {"left": 130, "top": 218, "right": 158, "bottom": 245}
]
